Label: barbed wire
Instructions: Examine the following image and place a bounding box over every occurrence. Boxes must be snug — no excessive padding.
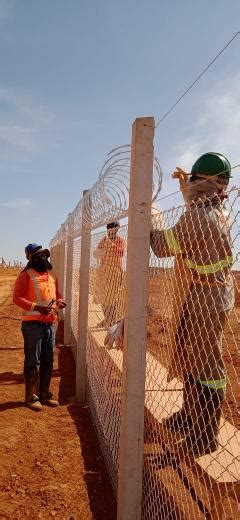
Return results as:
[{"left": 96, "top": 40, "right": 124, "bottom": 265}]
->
[
  {"left": 50, "top": 145, "right": 163, "bottom": 245},
  {"left": 50, "top": 159, "right": 239, "bottom": 247}
]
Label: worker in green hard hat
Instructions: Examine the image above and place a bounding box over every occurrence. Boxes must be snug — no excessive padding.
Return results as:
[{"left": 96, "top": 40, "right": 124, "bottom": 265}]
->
[
  {"left": 177, "top": 152, "right": 231, "bottom": 205},
  {"left": 150, "top": 151, "right": 235, "bottom": 458},
  {"left": 106, "top": 152, "right": 235, "bottom": 459}
]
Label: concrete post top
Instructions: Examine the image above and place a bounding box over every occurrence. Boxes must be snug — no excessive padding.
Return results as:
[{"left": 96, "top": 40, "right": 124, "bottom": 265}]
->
[{"left": 134, "top": 116, "right": 155, "bottom": 127}]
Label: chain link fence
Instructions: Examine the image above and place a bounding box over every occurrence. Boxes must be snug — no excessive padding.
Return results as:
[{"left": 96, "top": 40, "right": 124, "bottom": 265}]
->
[
  {"left": 50, "top": 119, "right": 239, "bottom": 519},
  {"left": 142, "top": 187, "right": 239, "bottom": 519},
  {"left": 86, "top": 225, "right": 128, "bottom": 491}
]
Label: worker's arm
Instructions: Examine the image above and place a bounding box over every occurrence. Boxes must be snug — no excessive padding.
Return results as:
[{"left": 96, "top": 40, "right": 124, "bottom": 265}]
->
[
  {"left": 150, "top": 211, "right": 190, "bottom": 259},
  {"left": 94, "top": 237, "right": 108, "bottom": 259},
  {"left": 13, "top": 271, "right": 34, "bottom": 311},
  {"left": 13, "top": 271, "right": 65, "bottom": 313},
  {"left": 150, "top": 228, "right": 181, "bottom": 258},
  {"left": 13, "top": 272, "right": 51, "bottom": 314}
]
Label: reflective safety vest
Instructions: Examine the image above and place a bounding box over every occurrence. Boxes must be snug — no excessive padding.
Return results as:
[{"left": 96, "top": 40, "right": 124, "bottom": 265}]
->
[
  {"left": 163, "top": 229, "right": 233, "bottom": 278},
  {"left": 23, "top": 269, "right": 57, "bottom": 322}
]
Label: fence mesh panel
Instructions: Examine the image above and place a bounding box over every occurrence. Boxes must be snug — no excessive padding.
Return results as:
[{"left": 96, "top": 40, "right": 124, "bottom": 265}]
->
[
  {"left": 86, "top": 224, "right": 128, "bottom": 492},
  {"left": 142, "top": 187, "right": 239, "bottom": 519},
  {"left": 50, "top": 179, "right": 239, "bottom": 518},
  {"left": 70, "top": 237, "right": 81, "bottom": 359},
  {"left": 63, "top": 241, "right": 67, "bottom": 301}
]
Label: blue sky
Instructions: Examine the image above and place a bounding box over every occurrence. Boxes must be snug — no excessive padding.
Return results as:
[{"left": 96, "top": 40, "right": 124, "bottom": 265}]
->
[{"left": 0, "top": 0, "right": 239, "bottom": 263}]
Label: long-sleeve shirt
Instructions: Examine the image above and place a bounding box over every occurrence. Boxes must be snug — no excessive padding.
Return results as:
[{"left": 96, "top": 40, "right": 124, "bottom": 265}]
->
[
  {"left": 13, "top": 270, "right": 62, "bottom": 311},
  {"left": 96, "top": 236, "right": 125, "bottom": 270},
  {"left": 150, "top": 203, "right": 234, "bottom": 310}
]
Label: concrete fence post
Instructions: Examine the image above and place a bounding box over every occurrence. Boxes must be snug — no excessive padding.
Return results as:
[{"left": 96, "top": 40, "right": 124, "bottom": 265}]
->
[
  {"left": 59, "top": 224, "right": 66, "bottom": 297},
  {"left": 64, "top": 213, "right": 74, "bottom": 344},
  {"left": 51, "top": 245, "right": 57, "bottom": 272},
  {"left": 117, "top": 117, "right": 155, "bottom": 520},
  {"left": 76, "top": 189, "right": 91, "bottom": 403},
  {"left": 52, "top": 235, "right": 60, "bottom": 279}
]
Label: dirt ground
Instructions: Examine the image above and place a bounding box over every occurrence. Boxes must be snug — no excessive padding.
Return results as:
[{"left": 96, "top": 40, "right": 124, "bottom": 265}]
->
[{"left": 0, "top": 269, "right": 116, "bottom": 520}]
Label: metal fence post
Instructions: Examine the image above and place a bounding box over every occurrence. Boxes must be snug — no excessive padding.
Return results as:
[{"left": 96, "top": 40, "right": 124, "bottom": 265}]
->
[
  {"left": 64, "top": 213, "right": 74, "bottom": 344},
  {"left": 117, "top": 117, "right": 155, "bottom": 520},
  {"left": 76, "top": 189, "right": 91, "bottom": 403}
]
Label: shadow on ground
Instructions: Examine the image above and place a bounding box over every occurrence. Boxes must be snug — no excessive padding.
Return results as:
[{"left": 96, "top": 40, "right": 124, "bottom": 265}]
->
[
  {"left": 58, "top": 343, "right": 116, "bottom": 520},
  {"left": 0, "top": 371, "right": 24, "bottom": 384},
  {"left": 0, "top": 400, "right": 24, "bottom": 411}
]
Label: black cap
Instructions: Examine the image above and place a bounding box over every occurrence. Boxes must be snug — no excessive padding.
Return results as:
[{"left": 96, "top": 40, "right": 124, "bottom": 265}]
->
[{"left": 107, "top": 221, "right": 120, "bottom": 229}]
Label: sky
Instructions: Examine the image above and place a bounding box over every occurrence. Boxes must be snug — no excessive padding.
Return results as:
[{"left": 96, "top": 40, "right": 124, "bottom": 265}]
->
[{"left": 0, "top": 0, "right": 239, "bottom": 263}]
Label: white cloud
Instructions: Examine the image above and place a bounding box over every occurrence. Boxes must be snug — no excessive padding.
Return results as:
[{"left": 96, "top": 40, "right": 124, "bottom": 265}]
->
[
  {"left": 0, "top": 0, "right": 12, "bottom": 25},
  {"left": 0, "top": 198, "right": 33, "bottom": 209},
  {"left": 0, "top": 88, "right": 54, "bottom": 154},
  {"left": 0, "top": 125, "right": 38, "bottom": 152},
  {"left": 173, "top": 74, "right": 240, "bottom": 172},
  {"left": 0, "top": 88, "right": 54, "bottom": 125}
]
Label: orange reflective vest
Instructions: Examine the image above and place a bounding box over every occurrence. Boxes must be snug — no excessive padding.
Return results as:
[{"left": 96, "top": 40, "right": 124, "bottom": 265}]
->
[{"left": 22, "top": 269, "right": 57, "bottom": 322}]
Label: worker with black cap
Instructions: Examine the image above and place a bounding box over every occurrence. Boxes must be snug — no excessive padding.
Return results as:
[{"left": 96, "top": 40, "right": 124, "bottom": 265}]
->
[
  {"left": 13, "top": 243, "right": 66, "bottom": 411},
  {"left": 94, "top": 221, "right": 125, "bottom": 326}
]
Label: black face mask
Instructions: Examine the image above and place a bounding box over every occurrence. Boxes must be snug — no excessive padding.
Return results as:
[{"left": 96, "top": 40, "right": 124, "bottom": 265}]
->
[{"left": 30, "top": 255, "right": 52, "bottom": 273}]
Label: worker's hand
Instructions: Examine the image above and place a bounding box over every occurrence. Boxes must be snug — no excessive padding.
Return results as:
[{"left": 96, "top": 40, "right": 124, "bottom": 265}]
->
[
  {"left": 172, "top": 167, "right": 189, "bottom": 203},
  {"left": 34, "top": 304, "right": 53, "bottom": 315},
  {"left": 56, "top": 299, "right": 67, "bottom": 309},
  {"left": 172, "top": 167, "right": 189, "bottom": 183},
  {"left": 104, "top": 319, "right": 124, "bottom": 350},
  {"left": 94, "top": 248, "right": 105, "bottom": 259}
]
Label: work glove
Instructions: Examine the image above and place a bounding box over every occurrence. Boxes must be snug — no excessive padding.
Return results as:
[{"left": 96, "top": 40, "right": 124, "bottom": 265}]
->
[
  {"left": 104, "top": 319, "right": 124, "bottom": 350},
  {"left": 172, "top": 167, "right": 189, "bottom": 204},
  {"left": 151, "top": 202, "right": 165, "bottom": 232}
]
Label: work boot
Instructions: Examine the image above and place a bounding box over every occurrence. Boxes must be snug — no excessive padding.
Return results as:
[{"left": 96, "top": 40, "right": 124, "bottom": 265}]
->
[
  {"left": 163, "top": 374, "right": 193, "bottom": 432},
  {"left": 25, "top": 378, "right": 42, "bottom": 411},
  {"left": 41, "top": 391, "right": 59, "bottom": 407},
  {"left": 177, "top": 382, "right": 223, "bottom": 457},
  {"left": 163, "top": 409, "right": 192, "bottom": 433},
  {"left": 34, "top": 368, "right": 40, "bottom": 396},
  {"left": 39, "top": 366, "right": 59, "bottom": 407}
]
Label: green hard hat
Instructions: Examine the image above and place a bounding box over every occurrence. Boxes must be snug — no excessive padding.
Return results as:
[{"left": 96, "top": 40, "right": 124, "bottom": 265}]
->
[{"left": 191, "top": 152, "right": 231, "bottom": 179}]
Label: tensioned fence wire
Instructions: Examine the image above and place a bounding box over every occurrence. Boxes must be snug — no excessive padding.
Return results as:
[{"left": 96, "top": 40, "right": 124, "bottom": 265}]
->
[{"left": 142, "top": 186, "right": 239, "bottom": 519}]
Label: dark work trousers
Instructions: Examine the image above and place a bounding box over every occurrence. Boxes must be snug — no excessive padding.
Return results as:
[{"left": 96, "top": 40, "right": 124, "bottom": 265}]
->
[{"left": 21, "top": 321, "right": 55, "bottom": 397}]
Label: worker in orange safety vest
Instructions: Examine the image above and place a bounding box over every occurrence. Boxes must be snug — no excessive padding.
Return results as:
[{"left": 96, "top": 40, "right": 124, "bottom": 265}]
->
[{"left": 13, "top": 244, "right": 66, "bottom": 411}]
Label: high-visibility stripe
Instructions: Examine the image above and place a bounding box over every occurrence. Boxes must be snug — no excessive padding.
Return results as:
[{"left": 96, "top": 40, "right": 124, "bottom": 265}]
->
[
  {"left": 23, "top": 269, "right": 54, "bottom": 316},
  {"left": 199, "top": 379, "right": 226, "bottom": 390},
  {"left": 27, "top": 269, "right": 42, "bottom": 301},
  {"left": 184, "top": 256, "right": 233, "bottom": 274},
  {"left": 163, "top": 229, "right": 182, "bottom": 255},
  {"left": 24, "top": 310, "right": 42, "bottom": 316}
]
